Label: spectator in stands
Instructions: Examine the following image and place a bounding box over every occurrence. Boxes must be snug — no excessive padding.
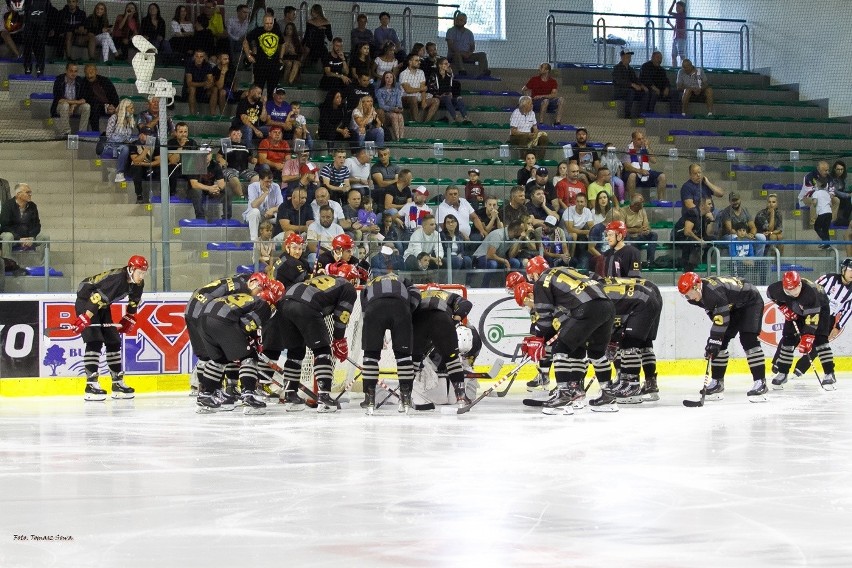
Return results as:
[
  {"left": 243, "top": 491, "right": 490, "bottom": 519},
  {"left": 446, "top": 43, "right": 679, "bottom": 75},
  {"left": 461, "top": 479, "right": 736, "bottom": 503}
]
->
[
  {"left": 404, "top": 214, "right": 443, "bottom": 271},
  {"left": 524, "top": 166, "right": 558, "bottom": 206},
  {"left": 523, "top": 62, "right": 563, "bottom": 126},
  {"left": 375, "top": 71, "right": 405, "bottom": 141},
  {"left": 502, "top": 185, "right": 528, "bottom": 228},
  {"left": 679, "top": 162, "right": 725, "bottom": 217},
  {"left": 668, "top": 1, "right": 687, "bottom": 67},
  {"left": 676, "top": 58, "right": 714, "bottom": 116},
  {"left": 167, "top": 121, "right": 198, "bottom": 195},
  {"left": 230, "top": 83, "right": 265, "bottom": 147},
  {"left": 318, "top": 89, "right": 351, "bottom": 147},
  {"left": 169, "top": 4, "right": 194, "bottom": 60},
  {"left": 51, "top": 62, "right": 90, "bottom": 136},
  {"left": 640, "top": 50, "right": 677, "bottom": 114},
  {"left": 509, "top": 96, "right": 548, "bottom": 159},
  {"left": 139, "top": 3, "right": 169, "bottom": 56},
  {"left": 0, "top": 182, "right": 48, "bottom": 259},
  {"left": 674, "top": 195, "right": 715, "bottom": 272},
  {"left": 474, "top": 196, "right": 503, "bottom": 238},
  {"left": 345, "top": 147, "right": 372, "bottom": 196},
  {"left": 310, "top": 187, "right": 345, "bottom": 225},
  {"left": 437, "top": 185, "right": 486, "bottom": 241},
  {"left": 263, "top": 86, "right": 292, "bottom": 138},
  {"left": 58, "top": 0, "right": 88, "bottom": 60},
  {"left": 588, "top": 191, "right": 622, "bottom": 256},
  {"left": 226, "top": 3, "right": 250, "bottom": 60},
  {"left": 187, "top": 146, "right": 226, "bottom": 220},
  {"left": 306, "top": 205, "right": 344, "bottom": 262},
  {"left": 622, "top": 130, "right": 667, "bottom": 201},
  {"left": 350, "top": 13, "right": 373, "bottom": 55},
  {"left": 831, "top": 160, "right": 850, "bottom": 226},
  {"left": 798, "top": 160, "right": 831, "bottom": 227},
  {"left": 136, "top": 97, "right": 174, "bottom": 138},
  {"left": 277, "top": 5, "right": 296, "bottom": 34},
  {"left": 257, "top": 126, "right": 290, "bottom": 182},
  {"left": 555, "top": 162, "right": 586, "bottom": 210},
  {"left": 110, "top": 2, "right": 138, "bottom": 61},
  {"left": 525, "top": 187, "right": 558, "bottom": 229},
  {"left": 378, "top": 212, "right": 403, "bottom": 255},
  {"left": 612, "top": 49, "right": 652, "bottom": 120},
  {"left": 301, "top": 4, "right": 332, "bottom": 70},
  {"left": 446, "top": 12, "right": 488, "bottom": 76},
  {"left": 244, "top": 169, "right": 282, "bottom": 240},
  {"left": 295, "top": 161, "right": 320, "bottom": 203},
  {"left": 279, "top": 22, "right": 302, "bottom": 86},
  {"left": 430, "top": 56, "right": 468, "bottom": 123},
  {"left": 318, "top": 36, "right": 350, "bottom": 91},
  {"left": 623, "top": 193, "right": 658, "bottom": 265},
  {"left": 319, "top": 149, "right": 351, "bottom": 201},
  {"left": 422, "top": 42, "right": 439, "bottom": 77},
  {"left": 600, "top": 143, "right": 626, "bottom": 202},
  {"left": 341, "top": 188, "right": 363, "bottom": 239},
  {"left": 243, "top": 14, "right": 282, "bottom": 99},
  {"left": 537, "top": 215, "right": 571, "bottom": 266},
  {"left": 349, "top": 42, "right": 375, "bottom": 81},
  {"left": 403, "top": 185, "right": 431, "bottom": 235},
  {"left": 84, "top": 2, "right": 118, "bottom": 62},
  {"left": 202, "top": 0, "right": 228, "bottom": 57},
  {"left": 371, "top": 244, "right": 403, "bottom": 274},
  {"left": 286, "top": 101, "right": 311, "bottom": 148},
  {"left": 373, "top": 11, "right": 404, "bottom": 62},
  {"left": 374, "top": 41, "right": 401, "bottom": 81},
  {"left": 400, "top": 53, "right": 439, "bottom": 123},
  {"left": 217, "top": 126, "right": 257, "bottom": 204},
  {"left": 80, "top": 63, "right": 118, "bottom": 131},
  {"left": 370, "top": 147, "right": 400, "bottom": 210},
  {"left": 517, "top": 151, "right": 538, "bottom": 186},
  {"left": 275, "top": 185, "right": 312, "bottom": 239},
  {"left": 281, "top": 149, "right": 309, "bottom": 194},
  {"left": 1, "top": 0, "right": 23, "bottom": 59},
  {"left": 350, "top": 94, "right": 386, "bottom": 147},
  {"left": 128, "top": 127, "right": 159, "bottom": 204},
  {"left": 810, "top": 183, "right": 834, "bottom": 250},
  {"left": 587, "top": 166, "right": 614, "bottom": 205},
  {"left": 754, "top": 192, "right": 783, "bottom": 254},
  {"left": 441, "top": 214, "right": 473, "bottom": 270},
  {"left": 384, "top": 168, "right": 413, "bottom": 217},
  {"left": 465, "top": 168, "right": 485, "bottom": 207},
  {"left": 184, "top": 49, "right": 217, "bottom": 116},
  {"left": 570, "top": 127, "right": 601, "bottom": 185},
  {"left": 717, "top": 191, "right": 766, "bottom": 255},
  {"left": 564, "top": 193, "right": 594, "bottom": 268},
  {"left": 472, "top": 220, "right": 524, "bottom": 271},
  {"left": 102, "top": 98, "right": 136, "bottom": 183}
]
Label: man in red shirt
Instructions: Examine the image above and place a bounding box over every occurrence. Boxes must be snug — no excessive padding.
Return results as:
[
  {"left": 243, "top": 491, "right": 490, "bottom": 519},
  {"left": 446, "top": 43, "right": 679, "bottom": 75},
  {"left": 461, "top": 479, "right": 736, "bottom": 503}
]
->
[
  {"left": 257, "top": 126, "right": 291, "bottom": 181},
  {"left": 523, "top": 63, "right": 564, "bottom": 126},
  {"left": 555, "top": 162, "right": 587, "bottom": 211}
]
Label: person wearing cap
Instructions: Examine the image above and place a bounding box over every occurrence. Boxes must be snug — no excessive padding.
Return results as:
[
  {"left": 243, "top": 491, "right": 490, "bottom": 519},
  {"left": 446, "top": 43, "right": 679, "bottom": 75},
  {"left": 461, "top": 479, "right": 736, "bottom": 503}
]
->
[
  {"left": 371, "top": 244, "right": 404, "bottom": 275},
  {"left": 536, "top": 215, "right": 571, "bottom": 267},
  {"left": 319, "top": 148, "right": 352, "bottom": 201},
  {"left": 231, "top": 84, "right": 268, "bottom": 148},
  {"left": 509, "top": 96, "right": 548, "bottom": 160},
  {"left": 612, "top": 49, "right": 652, "bottom": 120},
  {"left": 404, "top": 185, "right": 432, "bottom": 233},
  {"left": 676, "top": 59, "right": 714, "bottom": 116},
  {"left": 257, "top": 126, "right": 291, "bottom": 182},
  {"left": 128, "top": 126, "right": 161, "bottom": 204},
  {"left": 295, "top": 161, "right": 320, "bottom": 203},
  {"left": 437, "top": 185, "right": 487, "bottom": 241},
  {"left": 522, "top": 62, "right": 563, "bottom": 126},
  {"left": 569, "top": 127, "right": 600, "bottom": 186},
  {"left": 716, "top": 191, "right": 766, "bottom": 255},
  {"left": 465, "top": 168, "right": 485, "bottom": 207},
  {"left": 524, "top": 165, "right": 558, "bottom": 209},
  {"left": 345, "top": 147, "right": 373, "bottom": 196},
  {"left": 264, "top": 87, "right": 294, "bottom": 137},
  {"left": 186, "top": 145, "right": 226, "bottom": 220}
]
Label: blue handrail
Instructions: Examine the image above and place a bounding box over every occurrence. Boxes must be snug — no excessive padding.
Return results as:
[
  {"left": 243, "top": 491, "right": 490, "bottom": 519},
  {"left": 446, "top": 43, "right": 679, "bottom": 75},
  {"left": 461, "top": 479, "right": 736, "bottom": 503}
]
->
[{"left": 547, "top": 9, "right": 746, "bottom": 24}]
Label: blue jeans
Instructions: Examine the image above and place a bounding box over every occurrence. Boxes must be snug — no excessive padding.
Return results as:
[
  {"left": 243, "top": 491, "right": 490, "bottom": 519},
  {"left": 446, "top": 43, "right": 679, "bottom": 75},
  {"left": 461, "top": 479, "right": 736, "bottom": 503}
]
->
[
  {"left": 440, "top": 95, "right": 468, "bottom": 120},
  {"left": 240, "top": 124, "right": 263, "bottom": 148},
  {"left": 102, "top": 142, "right": 130, "bottom": 173},
  {"left": 355, "top": 126, "right": 385, "bottom": 147},
  {"left": 450, "top": 254, "right": 473, "bottom": 270},
  {"left": 475, "top": 256, "right": 520, "bottom": 269}
]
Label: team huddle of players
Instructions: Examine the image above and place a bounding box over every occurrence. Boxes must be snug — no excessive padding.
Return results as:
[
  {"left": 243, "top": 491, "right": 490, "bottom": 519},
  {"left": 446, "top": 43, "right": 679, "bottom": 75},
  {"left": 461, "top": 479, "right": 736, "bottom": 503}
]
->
[{"left": 68, "top": 239, "right": 852, "bottom": 414}]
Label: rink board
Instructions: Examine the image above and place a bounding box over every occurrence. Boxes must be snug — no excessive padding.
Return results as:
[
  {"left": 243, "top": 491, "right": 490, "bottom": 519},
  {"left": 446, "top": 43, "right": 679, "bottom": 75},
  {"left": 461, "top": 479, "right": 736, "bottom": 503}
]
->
[{"left": 0, "top": 289, "right": 849, "bottom": 396}]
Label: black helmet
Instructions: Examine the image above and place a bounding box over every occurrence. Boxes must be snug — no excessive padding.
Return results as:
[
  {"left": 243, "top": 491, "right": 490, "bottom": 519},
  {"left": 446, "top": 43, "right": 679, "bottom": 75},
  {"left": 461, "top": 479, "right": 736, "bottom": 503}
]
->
[{"left": 842, "top": 258, "right": 852, "bottom": 271}]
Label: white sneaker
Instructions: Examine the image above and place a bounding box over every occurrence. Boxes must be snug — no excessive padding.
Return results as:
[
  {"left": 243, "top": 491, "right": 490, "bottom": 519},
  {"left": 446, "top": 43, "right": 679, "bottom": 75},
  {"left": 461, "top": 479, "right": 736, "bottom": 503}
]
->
[
  {"left": 114, "top": 173, "right": 125, "bottom": 183},
  {"left": 707, "top": 112, "right": 714, "bottom": 116}
]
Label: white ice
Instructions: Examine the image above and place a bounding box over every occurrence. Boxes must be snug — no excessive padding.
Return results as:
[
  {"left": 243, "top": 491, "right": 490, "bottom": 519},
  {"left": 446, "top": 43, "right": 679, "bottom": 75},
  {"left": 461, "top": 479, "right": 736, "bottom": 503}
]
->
[{"left": 1, "top": 375, "right": 851, "bottom": 568}]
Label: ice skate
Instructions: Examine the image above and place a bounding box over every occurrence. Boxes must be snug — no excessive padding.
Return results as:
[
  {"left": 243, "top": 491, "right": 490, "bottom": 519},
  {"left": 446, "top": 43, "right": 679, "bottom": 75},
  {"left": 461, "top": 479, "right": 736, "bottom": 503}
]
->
[
  {"left": 820, "top": 372, "right": 837, "bottom": 391},
  {"left": 215, "top": 388, "right": 237, "bottom": 411},
  {"left": 453, "top": 381, "right": 471, "bottom": 408},
  {"left": 589, "top": 383, "right": 619, "bottom": 412},
  {"left": 316, "top": 392, "right": 339, "bottom": 413},
  {"left": 196, "top": 392, "right": 220, "bottom": 413},
  {"left": 526, "top": 373, "right": 550, "bottom": 392},
  {"left": 84, "top": 381, "right": 107, "bottom": 402},
  {"left": 281, "top": 390, "right": 305, "bottom": 412},
  {"left": 241, "top": 390, "right": 267, "bottom": 415},
  {"left": 615, "top": 379, "right": 643, "bottom": 405},
  {"left": 700, "top": 379, "right": 725, "bottom": 401},
  {"left": 747, "top": 379, "right": 768, "bottom": 402},
  {"left": 541, "top": 382, "right": 583, "bottom": 415},
  {"left": 362, "top": 387, "right": 376, "bottom": 415},
  {"left": 770, "top": 372, "right": 788, "bottom": 390},
  {"left": 111, "top": 377, "right": 135, "bottom": 400},
  {"left": 640, "top": 374, "right": 660, "bottom": 402}
]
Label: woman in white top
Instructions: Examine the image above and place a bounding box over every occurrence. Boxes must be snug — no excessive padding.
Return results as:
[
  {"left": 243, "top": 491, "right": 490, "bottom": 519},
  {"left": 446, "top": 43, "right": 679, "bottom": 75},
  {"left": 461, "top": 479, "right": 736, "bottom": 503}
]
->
[
  {"left": 592, "top": 191, "right": 621, "bottom": 226},
  {"left": 551, "top": 160, "right": 569, "bottom": 188},
  {"left": 374, "top": 41, "right": 400, "bottom": 80},
  {"left": 103, "top": 99, "right": 137, "bottom": 182},
  {"left": 350, "top": 95, "right": 385, "bottom": 147},
  {"left": 169, "top": 4, "right": 194, "bottom": 58}
]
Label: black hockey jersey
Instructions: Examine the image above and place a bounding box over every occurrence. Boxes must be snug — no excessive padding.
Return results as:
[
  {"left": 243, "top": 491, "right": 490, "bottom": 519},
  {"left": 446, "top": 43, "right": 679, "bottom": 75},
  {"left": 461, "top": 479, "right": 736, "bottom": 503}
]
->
[
  {"left": 602, "top": 244, "right": 642, "bottom": 278},
  {"left": 532, "top": 267, "right": 610, "bottom": 336},
  {"left": 283, "top": 275, "right": 357, "bottom": 340},
  {"left": 76, "top": 267, "right": 144, "bottom": 315},
  {"left": 599, "top": 275, "right": 662, "bottom": 305},
  {"left": 185, "top": 275, "right": 252, "bottom": 320},
  {"left": 415, "top": 290, "right": 472, "bottom": 319},
  {"left": 687, "top": 276, "right": 763, "bottom": 340},
  {"left": 273, "top": 254, "right": 312, "bottom": 287},
  {"left": 598, "top": 278, "right": 659, "bottom": 324},
  {"left": 361, "top": 272, "right": 421, "bottom": 312},
  {"left": 766, "top": 279, "right": 829, "bottom": 336},
  {"left": 815, "top": 273, "right": 852, "bottom": 329},
  {"left": 201, "top": 293, "right": 273, "bottom": 335}
]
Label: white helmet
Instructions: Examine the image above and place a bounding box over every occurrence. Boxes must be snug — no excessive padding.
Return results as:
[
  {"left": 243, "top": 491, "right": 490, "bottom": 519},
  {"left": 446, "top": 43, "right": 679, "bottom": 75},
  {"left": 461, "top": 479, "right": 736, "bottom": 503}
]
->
[{"left": 457, "top": 325, "right": 474, "bottom": 355}]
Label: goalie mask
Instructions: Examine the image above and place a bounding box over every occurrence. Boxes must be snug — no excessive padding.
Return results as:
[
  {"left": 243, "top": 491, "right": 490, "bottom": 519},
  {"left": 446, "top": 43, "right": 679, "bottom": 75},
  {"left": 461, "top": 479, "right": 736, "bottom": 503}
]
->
[{"left": 456, "top": 324, "right": 482, "bottom": 358}]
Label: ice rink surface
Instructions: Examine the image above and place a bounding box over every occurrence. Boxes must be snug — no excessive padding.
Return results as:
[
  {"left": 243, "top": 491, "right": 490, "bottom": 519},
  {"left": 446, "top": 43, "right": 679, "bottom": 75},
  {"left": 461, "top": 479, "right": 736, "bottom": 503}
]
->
[{"left": 1, "top": 375, "right": 851, "bottom": 568}]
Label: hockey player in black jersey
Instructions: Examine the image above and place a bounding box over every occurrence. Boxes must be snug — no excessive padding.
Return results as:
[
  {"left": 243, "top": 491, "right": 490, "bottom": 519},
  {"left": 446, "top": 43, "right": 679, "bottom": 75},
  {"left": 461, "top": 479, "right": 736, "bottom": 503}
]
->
[
  {"left": 601, "top": 220, "right": 642, "bottom": 278},
  {"left": 519, "top": 255, "right": 616, "bottom": 415},
  {"left": 196, "top": 282, "right": 283, "bottom": 414},
  {"left": 678, "top": 272, "right": 768, "bottom": 401},
  {"left": 272, "top": 233, "right": 312, "bottom": 286},
  {"left": 360, "top": 272, "right": 421, "bottom": 414},
  {"left": 767, "top": 271, "right": 836, "bottom": 389},
  {"left": 411, "top": 286, "right": 474, "bottom": 407},
  {"left": 771, "top": 258, "right": 852, "bottom": 384},
  {"left": 185, "top": 271, "right": 269, "bottom": 404},
  {"left": 71, "top": 255, "right": 147, "bottom": 401},
  {"left": 272, "top": 262, "right": 362, "bottom": 412},
  {"left": 597, "top": 276, "right": 662, "bottom": 405}
]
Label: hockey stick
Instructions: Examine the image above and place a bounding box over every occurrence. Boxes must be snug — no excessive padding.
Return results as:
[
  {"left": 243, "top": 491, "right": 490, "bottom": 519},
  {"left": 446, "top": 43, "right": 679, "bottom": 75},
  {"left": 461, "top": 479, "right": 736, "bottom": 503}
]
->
[
  {"left": 522, "top": 377, "right": 594, "bottom": 407},
  {"left": 683, "top": 358, "right": 712, "bottom": 407},
  {"left": 256, "top": 352, "right": 321, "bottom": 404},
  {"left": 44, "top": 323, "right": 121, "bottom": 335},
  {"left": 457, "top": 355, "right": 532, "bottom": 415},
  {"left": 343, "top": 356, "right": 411, "bottom": 409},
  {"left": 792, "top": 320, "right": 835, "bottom": 391}
]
